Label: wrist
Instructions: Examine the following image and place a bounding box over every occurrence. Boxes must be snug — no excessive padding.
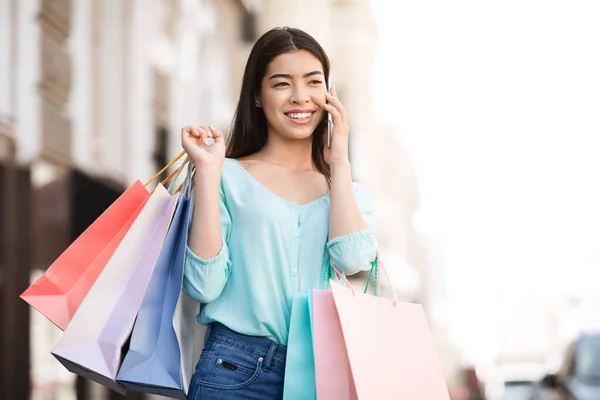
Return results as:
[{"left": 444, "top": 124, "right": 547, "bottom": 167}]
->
[
  {"left": 330, "top": 161, "right": 351, "bottom": 174},
  {"left": 193, "top": 165, "right": 222, "bottom": 185},
  {"left": 330, "top": 162, "right": 352, "bottom": 182}
]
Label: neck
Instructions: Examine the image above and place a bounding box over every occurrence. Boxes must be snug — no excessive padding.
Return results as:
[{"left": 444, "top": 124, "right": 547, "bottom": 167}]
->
[{"left": 256, "top": 129, "right": 314, "bottom": 171}]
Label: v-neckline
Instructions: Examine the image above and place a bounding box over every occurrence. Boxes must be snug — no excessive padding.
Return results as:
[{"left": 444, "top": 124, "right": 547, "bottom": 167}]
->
[{"left": 231, "top": 158, "right": 330, "bottom": 207}]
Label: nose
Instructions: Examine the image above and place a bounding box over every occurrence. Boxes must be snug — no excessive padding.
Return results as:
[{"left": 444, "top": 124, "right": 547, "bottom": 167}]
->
[{"left": 290, "top": 85, "right": 310, "bottom": 104}]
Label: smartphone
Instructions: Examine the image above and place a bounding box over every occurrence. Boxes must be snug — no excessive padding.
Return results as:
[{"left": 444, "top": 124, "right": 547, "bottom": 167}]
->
[{"left": 327, "top": 77, "right": 332, "bottom": 148}]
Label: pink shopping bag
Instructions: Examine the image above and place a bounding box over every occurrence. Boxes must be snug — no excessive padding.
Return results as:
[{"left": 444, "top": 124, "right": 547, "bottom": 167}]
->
[
  {"left": 311, "top": 288, "right": 357, "bottom": 400},
  {"left": 329, "top": 261, "right": 450, "bottom": 400}
]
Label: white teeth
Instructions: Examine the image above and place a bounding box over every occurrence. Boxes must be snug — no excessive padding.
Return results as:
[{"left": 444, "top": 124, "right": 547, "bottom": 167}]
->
[{"left": 287, "top": 112, "right": 312, "bottom": 119}]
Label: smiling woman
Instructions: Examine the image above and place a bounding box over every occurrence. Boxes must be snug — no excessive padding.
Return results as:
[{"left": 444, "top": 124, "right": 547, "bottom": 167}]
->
[
  {"left": 180, "top": 27, "right": 378, "bottom": 400},
  {"left": 226, "top": 28, "right": 332, "bottom": 181}
]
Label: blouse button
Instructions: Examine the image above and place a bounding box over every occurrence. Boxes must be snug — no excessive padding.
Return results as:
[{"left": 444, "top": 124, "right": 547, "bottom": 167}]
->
[{"left": 292, "top": 232, "right": 299, "bottom": 237}]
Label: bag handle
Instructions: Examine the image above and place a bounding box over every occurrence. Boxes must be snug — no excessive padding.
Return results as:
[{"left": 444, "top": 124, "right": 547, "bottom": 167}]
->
[
  {"left": 329, "top": 255, "right": 398, "bottom": 307},
  {"left": 363, "top": 258, "right": 380, "bottom": 296},
  {"left": 180, "top": 156, "right": 196, "bottom": 197},
  {"left": 143, "top": 150, "right": 189, "bottom": 188},
  {"left": 142, "top": 150, "right": 193, "bottom": 194}
]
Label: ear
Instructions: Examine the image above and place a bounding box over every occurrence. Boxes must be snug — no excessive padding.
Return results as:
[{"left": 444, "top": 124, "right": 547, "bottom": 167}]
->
[{"left": 255, "top": 97, "right": 261, "bottom": 108}]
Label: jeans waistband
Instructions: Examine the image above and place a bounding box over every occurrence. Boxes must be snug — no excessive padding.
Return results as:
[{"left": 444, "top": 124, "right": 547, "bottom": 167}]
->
[{"left": 206, "top": 323, "right": 287, "bottom": 370}]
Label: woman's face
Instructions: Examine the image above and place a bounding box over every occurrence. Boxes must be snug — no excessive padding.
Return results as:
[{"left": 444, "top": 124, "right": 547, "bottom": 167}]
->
[{"left": 259, "top": 50, "right": 327, "bottom": 141}]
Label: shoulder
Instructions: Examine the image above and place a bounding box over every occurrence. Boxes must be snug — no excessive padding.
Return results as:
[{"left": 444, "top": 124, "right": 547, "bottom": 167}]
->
[
  {"left": 221, "top": 157, "right": 242, "bottom": 182},
  {"left": 219, "top": 158, "right": 252, "bottom": 197}
]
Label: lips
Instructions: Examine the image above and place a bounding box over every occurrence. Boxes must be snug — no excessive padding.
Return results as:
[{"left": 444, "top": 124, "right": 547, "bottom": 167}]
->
[
  {"left": 283, "top": 109, "right": 316, "bottom": 125},
  {"left": 286, "top": 112, "right": 313, "bottom": 120}
]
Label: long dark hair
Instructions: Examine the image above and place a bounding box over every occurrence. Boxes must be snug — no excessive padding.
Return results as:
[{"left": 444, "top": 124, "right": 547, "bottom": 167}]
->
[{"left": 226, "top": 27, "right": 331, "bottom": 182}]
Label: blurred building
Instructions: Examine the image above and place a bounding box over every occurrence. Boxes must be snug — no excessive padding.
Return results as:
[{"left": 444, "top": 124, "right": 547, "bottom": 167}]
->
[{"left": 1, "top": 0, "right": 456, "bottom": 398}]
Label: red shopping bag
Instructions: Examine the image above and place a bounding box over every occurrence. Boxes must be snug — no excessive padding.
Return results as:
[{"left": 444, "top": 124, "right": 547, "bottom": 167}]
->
[
  {"left": 328, "top": 260, "right": 451, "bottom": 400},
  {"left": 20, "top": 151, "right": 187, "bottom": 330}
]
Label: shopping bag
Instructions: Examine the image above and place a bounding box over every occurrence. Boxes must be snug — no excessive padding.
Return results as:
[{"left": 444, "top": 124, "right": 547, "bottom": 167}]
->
[
  {"left": 117, "top": 161, "right": 202, "bottom": 399},
  {"left": 20, "top": 182, "right": 149, "bottom": 330},
  {"left": 51, "top": 183, "right": 178, "bottom": 394},
  {"left": 311, "top": 288, "right": 357, "bottom": 400},
  {"left": 311, "top": 261, "right": 379, "bottom": 400},
  {"left": 20, "top": 151, "right": 188, "bottom": 330},
  {"left": 282, "top": 293, "right": 316, "bottom": 400},
  {"left": 329, "top": 260, "right": 450, "bottom": 400}
]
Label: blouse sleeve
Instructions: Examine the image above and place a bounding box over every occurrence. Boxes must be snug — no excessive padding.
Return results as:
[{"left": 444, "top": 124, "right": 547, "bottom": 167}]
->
[
  {"left": 182, "top": 183, "right": 232, "bottom": 303},
  {"left": 326, "top": 183, "right": 379, "bottom": 276}
]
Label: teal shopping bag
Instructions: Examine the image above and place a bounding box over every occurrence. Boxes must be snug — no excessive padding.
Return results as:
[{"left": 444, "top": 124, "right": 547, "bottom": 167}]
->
[{"left": 282, "top": 293, "right": 316, "bottom": 400}]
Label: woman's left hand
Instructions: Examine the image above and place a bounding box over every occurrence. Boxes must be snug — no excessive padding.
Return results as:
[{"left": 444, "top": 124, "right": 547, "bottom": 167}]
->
[{"left": 322, "top": 87, "right": 350, "bottom": 166}]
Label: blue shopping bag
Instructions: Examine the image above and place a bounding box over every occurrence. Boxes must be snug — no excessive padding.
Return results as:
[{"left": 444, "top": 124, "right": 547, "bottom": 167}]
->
[
  {"left": 117, "top": 160, "right": 200, "bottom": 400},
  {"left": 282, "top": 293, "right": 316, "bottom": 400}
]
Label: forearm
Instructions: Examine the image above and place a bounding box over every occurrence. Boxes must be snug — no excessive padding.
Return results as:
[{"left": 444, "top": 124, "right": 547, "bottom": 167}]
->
[
  {"left": 188, "top": 167, "right": 223, "bottom": 259},
  {"left": 328, "top": 162, "right": 369, "bottom": 240}
]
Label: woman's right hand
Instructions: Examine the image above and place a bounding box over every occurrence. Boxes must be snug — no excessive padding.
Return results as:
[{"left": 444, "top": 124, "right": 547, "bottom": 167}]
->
[{"left": 181, "top": 125, "right": 226, "bottom": 170}]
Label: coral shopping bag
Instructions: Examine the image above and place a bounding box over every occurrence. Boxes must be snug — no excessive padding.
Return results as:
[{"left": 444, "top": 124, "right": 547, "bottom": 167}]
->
[{"left": 20, "top": 151, "right": 187, "bottom": 330}]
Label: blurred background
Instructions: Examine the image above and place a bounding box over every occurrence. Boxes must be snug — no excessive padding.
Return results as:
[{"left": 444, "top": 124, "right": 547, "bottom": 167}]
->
[{"left": 1, "top": 0, "right": 599, "bottom": 399}]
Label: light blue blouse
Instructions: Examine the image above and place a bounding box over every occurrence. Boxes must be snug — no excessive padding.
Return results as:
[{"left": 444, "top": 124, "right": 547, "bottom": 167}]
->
[{"left": 183, "top": 158, "right": 378, "bottom": 344}]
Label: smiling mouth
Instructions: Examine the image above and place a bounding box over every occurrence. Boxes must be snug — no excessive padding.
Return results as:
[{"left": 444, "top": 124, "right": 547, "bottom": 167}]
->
[{"left": 284, "top": 112, "right": 314, "bottom": 121}]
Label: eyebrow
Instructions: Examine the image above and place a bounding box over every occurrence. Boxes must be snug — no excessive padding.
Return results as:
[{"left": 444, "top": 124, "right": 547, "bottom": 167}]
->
[{"left": 268, "top": 71, "right": 324, "bottom": 80}]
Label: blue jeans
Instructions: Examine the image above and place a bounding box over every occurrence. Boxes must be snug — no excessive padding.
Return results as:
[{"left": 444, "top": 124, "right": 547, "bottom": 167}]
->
[{"left": 187, "top": 323, "right": 287, "bottom": 399}]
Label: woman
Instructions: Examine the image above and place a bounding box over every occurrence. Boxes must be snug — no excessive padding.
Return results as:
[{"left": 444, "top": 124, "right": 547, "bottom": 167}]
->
[{"left": 181, "top": 26, "right": 379, "bottom": 399}]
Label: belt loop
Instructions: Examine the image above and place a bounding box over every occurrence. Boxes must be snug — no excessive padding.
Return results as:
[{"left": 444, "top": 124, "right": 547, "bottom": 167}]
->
[{"left": 263, "top": 342, "right": 277, "bottom": 371}]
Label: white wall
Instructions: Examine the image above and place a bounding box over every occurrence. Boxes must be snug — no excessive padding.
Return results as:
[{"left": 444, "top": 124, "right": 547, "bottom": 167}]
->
[
  {"left": 0, "top": 0, "right": 14, "bottom": 126},
  {"left": 14, "top": 0, "right": 42, "bottom": 164},
  {"left": 69, "top": 0, "right": 94, "bottom": 172}
]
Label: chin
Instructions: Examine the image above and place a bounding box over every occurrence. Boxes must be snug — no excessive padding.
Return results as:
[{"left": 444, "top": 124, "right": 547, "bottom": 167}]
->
[
  {"left": 285, "top": 127, "right": 318, "bottom": 141},
  {"left": 271, "top": 122, "right": 315, "bottom": 140}
]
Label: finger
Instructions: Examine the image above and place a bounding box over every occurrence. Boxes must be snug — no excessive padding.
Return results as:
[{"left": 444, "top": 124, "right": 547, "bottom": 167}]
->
[
  {"left": 208, "top": 125, "right": 226, "bottom": 143},
  {"left": 182, "top": 125, "right": 200, "bottom": 139},
  {"left": 193, "top": 126, "right": 212, "bottom": 146},
  {"left": 198, "top": 125, "right": 215, "bottom": 145},
  {"left": 325, "top": 91, "right": 347, "bottom": 124},
  {"left": 323, "top": 103, "right": 343, "bottom": 128}
]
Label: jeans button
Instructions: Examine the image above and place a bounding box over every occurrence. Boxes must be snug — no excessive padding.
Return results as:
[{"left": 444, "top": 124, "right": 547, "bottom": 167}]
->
[
  {"left": 216, "top": 359, "right": 223, "bottom": 365},
  {"left": 258, "top": 357, "right": 264, "bottom": 363}
]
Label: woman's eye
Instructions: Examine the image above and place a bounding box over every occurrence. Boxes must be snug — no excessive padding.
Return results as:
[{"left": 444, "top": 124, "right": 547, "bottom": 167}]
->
[
  {"left": 274, "top": 82, "right": 289, "bottom": 87},
  {"left": 309, "top": 80, "right": 323, "bottom": 85}
]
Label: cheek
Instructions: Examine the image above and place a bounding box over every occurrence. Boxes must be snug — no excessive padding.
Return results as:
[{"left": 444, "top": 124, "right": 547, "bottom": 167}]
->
[
  {"left": 263, "top": 92, "right": 288, "bottom": 113},
  {"left": 309, "top": 90, "right": 327, "bottom": 107}
]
